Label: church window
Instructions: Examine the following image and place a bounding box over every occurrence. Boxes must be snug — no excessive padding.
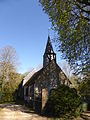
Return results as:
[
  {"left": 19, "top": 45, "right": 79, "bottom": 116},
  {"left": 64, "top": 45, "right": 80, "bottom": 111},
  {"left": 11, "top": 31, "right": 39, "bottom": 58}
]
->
[{"left": 26, "top": 87, "right": 28, "bottom": 96}]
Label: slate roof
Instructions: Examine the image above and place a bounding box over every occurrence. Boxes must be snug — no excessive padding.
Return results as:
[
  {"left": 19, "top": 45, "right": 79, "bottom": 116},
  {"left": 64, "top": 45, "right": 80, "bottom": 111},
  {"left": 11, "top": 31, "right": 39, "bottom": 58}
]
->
[
  {"left": 24, "top": 68, "right": 44, "bottom": 86},
  {"left": 24, "top": 60, "right": 71, "bottom": 87}
]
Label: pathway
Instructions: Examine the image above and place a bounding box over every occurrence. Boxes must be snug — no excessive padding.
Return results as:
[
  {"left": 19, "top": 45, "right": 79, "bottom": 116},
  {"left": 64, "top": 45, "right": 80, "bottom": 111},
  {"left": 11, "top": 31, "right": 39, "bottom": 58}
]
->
[
  {"left": 0, "top": 104, "right": 49, "bottom": 120},
  {"left": 0, "top": 104, "right": 90, "bottom": 120}
]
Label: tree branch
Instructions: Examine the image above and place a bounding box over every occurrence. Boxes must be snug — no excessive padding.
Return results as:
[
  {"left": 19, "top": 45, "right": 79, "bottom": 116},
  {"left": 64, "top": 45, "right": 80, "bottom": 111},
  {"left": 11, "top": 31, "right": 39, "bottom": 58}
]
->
[{"left": 76, "top": 0, "right": 90, "bottom": 6}]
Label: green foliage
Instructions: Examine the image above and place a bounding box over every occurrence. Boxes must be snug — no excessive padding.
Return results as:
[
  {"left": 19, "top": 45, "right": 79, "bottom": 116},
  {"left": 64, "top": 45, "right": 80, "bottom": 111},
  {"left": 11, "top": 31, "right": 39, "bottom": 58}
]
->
[
  {"left": 0, "top": 45, "right": 21, "bottom": 103},
  {"left": 44, "top": 85, "right": 82, "bottom": 118},
  {"left": 1, "top": 83, "right": 14, "bottom": 102},
  {"left": 39, "top": 0, "right": 90, "bottom": 77},
  {"left": 78, "top": 79, "right": 90, "bottom": 103},
  {"left": 0, "top": 72, "right": 22, "bottom": 103},
  {"left": 70, "top": 75, "right": 80, "bottom": 89},
  {"left": 82, "top": 102, "right": 88, "bottom": 112}
]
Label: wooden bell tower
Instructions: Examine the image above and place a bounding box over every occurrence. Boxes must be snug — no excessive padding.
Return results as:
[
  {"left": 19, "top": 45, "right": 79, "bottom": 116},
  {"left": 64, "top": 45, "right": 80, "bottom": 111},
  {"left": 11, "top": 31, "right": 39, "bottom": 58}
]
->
[{"left": 43, "top": 36, "right": 56, "bottom": 67}]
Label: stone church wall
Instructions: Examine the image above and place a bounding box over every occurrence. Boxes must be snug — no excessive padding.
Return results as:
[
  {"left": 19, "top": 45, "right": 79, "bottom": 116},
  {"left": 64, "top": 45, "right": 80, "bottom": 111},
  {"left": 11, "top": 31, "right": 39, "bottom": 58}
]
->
[{"left": 34, "top": 60, "right": 61, "bottom": 110}]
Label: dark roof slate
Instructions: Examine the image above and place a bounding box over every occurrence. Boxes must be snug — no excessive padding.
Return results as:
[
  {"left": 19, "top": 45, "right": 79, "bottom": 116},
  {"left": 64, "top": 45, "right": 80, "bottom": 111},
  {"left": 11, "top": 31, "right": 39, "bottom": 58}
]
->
[{"left": 24, "top": 60, "right": 71, "bottom": 86}]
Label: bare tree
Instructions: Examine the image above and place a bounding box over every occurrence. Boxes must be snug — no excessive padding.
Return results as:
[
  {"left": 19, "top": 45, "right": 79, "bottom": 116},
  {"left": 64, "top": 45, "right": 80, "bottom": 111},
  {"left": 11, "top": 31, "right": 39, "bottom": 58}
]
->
[
  {"left": 0, "top": 45, "right": 19, "bottom": 82},
  {"left": 0, "top": 45, "right": 21, "bottom": 102},
  {"left": 58, "top": 61, "right": 72, "bottom": 80}
]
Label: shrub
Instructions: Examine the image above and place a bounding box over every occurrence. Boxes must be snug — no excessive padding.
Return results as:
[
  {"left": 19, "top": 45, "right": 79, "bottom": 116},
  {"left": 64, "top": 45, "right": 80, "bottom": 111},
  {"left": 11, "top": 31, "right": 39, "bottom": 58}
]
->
[
  {"left": 43, "top": 85, "right": 82, "bottom": 118},
  {"left": 78, "top": 79, "right": 90, "bottom": 111}
]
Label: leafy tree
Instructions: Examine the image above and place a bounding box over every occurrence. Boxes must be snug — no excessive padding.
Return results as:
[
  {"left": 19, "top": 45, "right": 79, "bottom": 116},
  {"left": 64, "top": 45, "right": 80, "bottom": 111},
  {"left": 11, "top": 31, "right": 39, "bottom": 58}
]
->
[
  {"left": 43, "top": 85, "right": 82, "bottom": 118},
  {"left": 70, "top": 75, "right": 80, "bottom": 89},
  {"left": 78, "top": 79, "right": 90, "bottom": 102},
  {"left": 39, "top": 0, "right": 90, "bottom": 78},
  {"left": 1, "top": 72, "right": 22, "bottom": 102},
  {"left": 0, "top": 45, "right": 21, "bottom": 102}
]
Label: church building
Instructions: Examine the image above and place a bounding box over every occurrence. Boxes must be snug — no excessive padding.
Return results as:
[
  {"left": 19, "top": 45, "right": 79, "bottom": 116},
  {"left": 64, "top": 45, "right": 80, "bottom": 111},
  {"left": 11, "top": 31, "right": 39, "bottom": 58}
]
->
[{"left": 22, "top": 36, "right": 71, "bottom": 112}]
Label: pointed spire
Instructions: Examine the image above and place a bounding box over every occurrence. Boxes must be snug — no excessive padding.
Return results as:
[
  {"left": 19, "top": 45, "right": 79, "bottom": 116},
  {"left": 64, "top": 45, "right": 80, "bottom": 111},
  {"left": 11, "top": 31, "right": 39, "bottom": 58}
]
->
[
  {"left": 47, "top": 35, "right": 51, "bottom": 43},
  {"left": 45, "top": 35, "right": 54, "bottom": 54},
  {"left": 43, "top": 35, "right": 56, "bottom": 67}
]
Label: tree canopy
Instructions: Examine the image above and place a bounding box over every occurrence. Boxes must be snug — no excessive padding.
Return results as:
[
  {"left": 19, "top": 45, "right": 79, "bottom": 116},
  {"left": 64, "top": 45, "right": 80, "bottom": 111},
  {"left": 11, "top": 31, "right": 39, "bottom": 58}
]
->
[
  {"left": 39, "top": 0, "right": 90, "bottom": 78},
  {"left": 0, "top": 45, "right": 21, "bottom": 102},
  {"left": 0, "top": 45, "right": 18, "bottom": 74},
  {"left": 78, "top": 79, "right": 90, "bottom": 103}
]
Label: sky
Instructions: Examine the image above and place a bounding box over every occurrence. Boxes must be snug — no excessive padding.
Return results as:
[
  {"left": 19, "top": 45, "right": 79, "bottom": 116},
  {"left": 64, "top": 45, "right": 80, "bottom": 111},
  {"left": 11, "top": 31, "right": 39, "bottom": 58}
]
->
[{"left": 0, "top": 0, "right": 64, "bottom": 74}]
